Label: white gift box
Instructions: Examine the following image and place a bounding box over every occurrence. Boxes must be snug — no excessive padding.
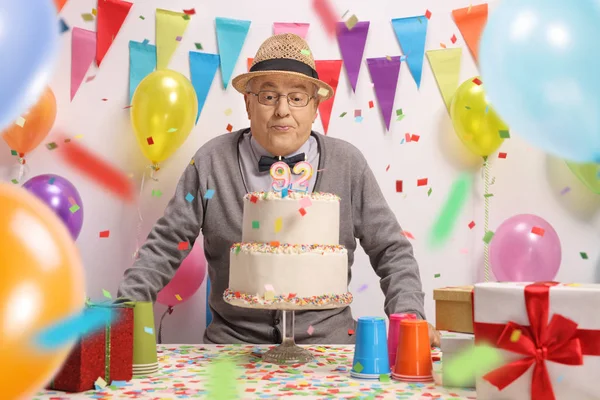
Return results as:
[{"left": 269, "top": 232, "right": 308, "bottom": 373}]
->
[
  {"left": 474, "top": 282, "right": 600, "bottom": 400},
  {"left": 440, "top": 331, "right": 475, "bottom": 388}
]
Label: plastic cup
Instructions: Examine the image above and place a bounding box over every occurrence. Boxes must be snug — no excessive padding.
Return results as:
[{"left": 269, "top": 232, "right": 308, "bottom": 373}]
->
[
  {"left": 132, "top": 301, "right": 158, "bottom": 374},
  {"left": 350, "top": 316, "right": 390, "bottom": 379},
  {"left": 388, "top": 313, "right": 417, "bottom": 367},
  {"left": 392, "top": 320, "right": 433, "bottom": 382}
]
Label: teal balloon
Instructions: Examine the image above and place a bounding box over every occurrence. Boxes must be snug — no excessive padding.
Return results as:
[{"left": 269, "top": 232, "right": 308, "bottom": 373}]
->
[{"left": 480, "top": 0, "right": 600, "bottom": 163}]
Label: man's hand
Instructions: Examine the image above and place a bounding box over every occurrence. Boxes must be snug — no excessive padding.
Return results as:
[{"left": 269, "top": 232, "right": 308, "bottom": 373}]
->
[{"left": 428, "top": 322, "right": 441, "bottom": 347}]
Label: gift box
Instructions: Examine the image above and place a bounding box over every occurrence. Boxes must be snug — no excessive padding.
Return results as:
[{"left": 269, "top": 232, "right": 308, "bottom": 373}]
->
[
  {"left": 440, "top": 331, "right": 475, "bottom": 388},
  {"left": 433, "top": 286, "right": 473, "bottom": 333},
  {"left": 474, "top": 282, "right": 600, "bottom": 400},
  {"left": 48, "top": 300, "right": 134, "bottom": 392}
]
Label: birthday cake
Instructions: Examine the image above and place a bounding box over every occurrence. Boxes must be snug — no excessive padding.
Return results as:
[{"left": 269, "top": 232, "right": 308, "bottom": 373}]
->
[{"left": 224, "top": 191, "right": 353, "bottom": 310}]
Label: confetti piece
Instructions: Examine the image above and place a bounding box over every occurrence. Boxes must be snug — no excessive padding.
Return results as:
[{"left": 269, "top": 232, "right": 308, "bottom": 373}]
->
[
  {"left": 185, "top": 193, "right": 195, "bottom": 202},
  {"left": 386, "top": 165, "right": 390, "bottom": 172},
  {"left": 146, "top": 137, "right": 154, "bottom": 145},
  {"left": 499, "top": 130, "right": 510, "bottom": 139},
  {"left": 425, "top": 9, "right": 432, "bottom": 19},
  {"left": 440, "top": 43, "right": 447, "bottom": 49},
  {"left": 250, "top": 195, "right": 258, "bottom": 203},
  {"left": 355, "top": 116, "right": 363, "bottom": 123},
  {"left": 307, "top": 325, "right": 315, "bottom": 335},
  {"left": 69, "top": 204, "right": 80, "bottom": 213},
  {"left": 451, "top": 34, "right": 457, "bottom": 44},
  {"left": 48, "top": 177, "right": 56, "bottom": 185},
  {"left": 264, "top": 284, "right": 274, "bottom": 292},
  {"left": 252, "top": 221, "right": 260, "bottom": 229},
  {"left": 226, "top": 123, "right": 233, "bottom": 132},
  {"left": 354, "top": 109, "right": 362, "bottom": 117},
  {"left": 299, "top": 208, "right": 307, "bottom": 216},
  {"left": 405, "top": 133, "right": 411, "bottom": 142},
  {"left": 144, "top": 326, "right": 154, "bottom": 335},
  {"left": 339, "top": 112, "right": 347, "bottom": 117},
  {"left": 560, "top": 187, "right": 571, "bottom": 195},
  {"left": 345, "top": 14, "right": 358, "bottom": 30},
  {"left": 580, "top": 252, "right": 589, "bottom": 259},
  {"left": 411, "top": 134, "right": 420, "bottom": 142},
  {"left": 95, "top": 377, "right": 108, "bottom": 389},
  {"left": 141, "top": 38, "right": 150, "bottom": 45},
  {"left": 353, "top": 361, "right": 363, "bottom": 372},
  {"left": 46, "top": 142, "right": 58, "bottom": 150},
  {"left": 428, "top": 187, "right": 433, "bottom": 196},
  {"left": 282, "top": 187, "right": 289, "bottom": 198},
  {"left": 312, "top": 0, "right": 338, "bottom": 37},
  {"left": 299, "top": 197, "right": 313, "bottom": 208},
  {"left": 264, "top": 291, "right": 275, "bottom": 301},
  {"left": 444, "top": 345, "right": 503, "bottom": 387},
  {"left": 468, "top": 221, "right": 476, "bottom": 229},
  {"left": 483, "top": 193, "right": 494, "bottom": 198},
  {"left": 204, "top": 189, "right": 215, "bottom": 199},
  {"left": 10, "top": 150, "right": 17, "bottom": 156},
  {"left": 401, "top": 230, "right": 415, "bottom": 239},
  {"left": 183, "top": 8, "right": 196, "bottom": 14},
  {"left": 207, "top": 357, "right": 240, "bottom": 400},
  {"left": 139, "top": 15, "right": 145, "bottom": 20},
  {"left": 182, "top": 14, "right": 190, "bottom": 20},
  {"left": 11, "top": 179, "right": 18, "bottom": 184},
  {"left": 434, "top": 273, "right": 441, "bottom": 278},
  {"left": 224, "top": 108, "right": 232, "bottom": 116},
  {"left": 175, "top": 36, "right": 182, "bottom": 41},
  {"left": 368, "top": 100, "right": 374, "bottom": 109},
  {"left": 483, "top": 231, "right": 495, "bottom": 244},
  {"left": 15, "top": 116, "right": 25, "bottom": 127},
  {"left": 178, "top": 242, "right": 189, "bottom": 251},
  {"left": 417, "top": 178, "right": 428, "bottom": 187},
  {"left": 357, "top": 284, "right": 368, "bottom": 292},
  {"left": 152, "top": 189, "right": 163, "bottom": 197},
  {"left": 103, "top": 289, "right": 112, "bottom": 299},
  {"left": 59, "top": 18, "right": 69, "bottom": 33},
  {"left": 85, "top": 75, "right": 96, "bottom": 83},
  {"left": 396, "top": 109, "right": 403, "bottom": 116},
  {"left": 175, "top": 294, "right": 182, "bottom": 301},
  {"left": 195, "top": 42, "right": 203, "bottom": 50},
  {"left": 270, "top": 241, "right": 280, "bottom": 247},
  {"left": 348, "top": 329, "right": 355, "bottom": 336},
  {"left": 472, "top": 77, "right": 482, "bottom": 85},
  {"left": 167, "top": 127, "right": 178, "bottom": 133},
  {"left": 531, "top": 226, "right": 545, "bottom": 236},
  {"left": 396, "top": 180, "right": 403, "bottom": 193},
  {"left": 111, "top": 381, "right": 127, "bottom": 387},
  {"left": 300, "top": 49, "right": 311, "bottom": 57},
  {"left": 274, "top": 217, "right": 283, "bottom": 233},
  {"left": 428, "top": 174, "right": 472, "bottom": 247},
  {"left": 317, "top": 87, "right": 329, "bottom": 97},
  {"left": 81, "top": 13, "right": 94, "bottom": 21},
  {"left": 99, "top": 230, "right": 110, "bottom": 238},
  {"left": 510, "top": 329, "right": 521, "bottom": 342},
  {"left": 379, "top": 374, "right": 391, "bottom": 382}
]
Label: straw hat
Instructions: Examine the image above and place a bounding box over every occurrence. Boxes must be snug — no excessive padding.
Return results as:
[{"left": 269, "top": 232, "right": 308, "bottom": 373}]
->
[{"left": 232, "top": 33, "right": 333, "bottom": 101}]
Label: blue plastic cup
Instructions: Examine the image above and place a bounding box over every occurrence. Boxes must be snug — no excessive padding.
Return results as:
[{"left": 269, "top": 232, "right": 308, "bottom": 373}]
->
[{"left": 351, "top": 316, "right": 391, "bottom": 379}]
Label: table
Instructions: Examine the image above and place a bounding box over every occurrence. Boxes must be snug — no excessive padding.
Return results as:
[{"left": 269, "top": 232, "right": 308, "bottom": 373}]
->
[{"left": 35, "top": 344, "right": 477, "bottom": 399}]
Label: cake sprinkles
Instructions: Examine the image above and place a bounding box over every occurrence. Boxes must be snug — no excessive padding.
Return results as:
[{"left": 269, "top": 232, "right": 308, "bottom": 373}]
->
[
  {"left": 224, "top": 288, "right": 353, "bottom": 307},
  {"left": 244, "top": 191, "right": 340, "bottom": 201},
  {"left": 231, "top": 242, "right": 347, "bottom": 255}
]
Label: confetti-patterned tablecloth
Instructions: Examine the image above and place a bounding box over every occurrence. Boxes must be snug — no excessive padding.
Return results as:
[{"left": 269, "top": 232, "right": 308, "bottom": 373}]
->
[{"left": 35, "top": 344, "right": 477, "bottom": 399}]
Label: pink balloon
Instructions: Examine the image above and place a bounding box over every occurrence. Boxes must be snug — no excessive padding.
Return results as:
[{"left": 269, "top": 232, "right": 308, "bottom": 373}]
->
[
  {"left": 157, "top": 242, "right": 206, "bottom": 306},
  {"left": 490, "top": 214, "right": 561, "bottom": 282}
]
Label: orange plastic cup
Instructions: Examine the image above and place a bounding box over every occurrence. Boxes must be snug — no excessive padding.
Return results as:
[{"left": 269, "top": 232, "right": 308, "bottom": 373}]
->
[{"left": 392, "top": 320, "right": 433, "bottom": 382}]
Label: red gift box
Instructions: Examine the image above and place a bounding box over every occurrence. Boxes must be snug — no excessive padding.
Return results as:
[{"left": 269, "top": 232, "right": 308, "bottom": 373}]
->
[{"left": 48, "top": 301, "right": 134, "bottom": 392}]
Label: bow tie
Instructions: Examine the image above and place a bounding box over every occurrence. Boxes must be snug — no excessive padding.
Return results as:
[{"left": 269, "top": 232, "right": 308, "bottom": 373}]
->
[{"left": 258, "top": 153, "right": 306, "bottom": 172}]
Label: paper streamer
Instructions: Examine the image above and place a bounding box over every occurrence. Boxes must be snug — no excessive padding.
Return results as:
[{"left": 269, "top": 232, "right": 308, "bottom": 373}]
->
[
  {"left": 452, "top": 3, "right": 488, "bottom": 63},
  {"left": 336, "top": 21, "right": 369, "bottom": 92},
  {"left": 367, "top": 57, "right": 401, "bottom": 130},
  {"left": 71, "top": 28, "right": 97, "bottom": 101},
  {"left": 391, "top": 16, "right": 428, "bottom": 89},
  {"left": 426, "top": 48, "right": 462, "bottom": 112},
  {"left": 315, "top": 60, "right": 343, "bottom": 134},
  {"left": 129, "top": 40, "right": 156, "bottom": 103},
  {"left": 189, "top": 52, "right": 220, "bottom": 123},
  {"left": 215, "top": 17, "right": 251, "bottom": 88},
  {"left": 156, "top": 9, "right": 190, "bottom": 70},
  {"left": 273, "top": 22, "right": 309, "bottom": 38},
  {"left": 96, "top": 0, "right": 132, "bottom": 66}
]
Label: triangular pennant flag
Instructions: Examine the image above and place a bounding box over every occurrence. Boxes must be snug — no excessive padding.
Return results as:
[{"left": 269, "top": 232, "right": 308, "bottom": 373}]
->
[
  {"left": 71, "top": 28, "right": 97, "bottom": 101},
  {"left": 391, "top": 16, "right": 428, "bottom": 89},
  {"left": 96, "top": 0, "right": 133, "bottom": 66},
  {"left": 129, "top": 40, "right": 156, "bottom": 103},
  {"left": 54, "top": 0, "right": 68, "bottom": 11},
  {"left": 215, "top": 17, "right": 251, "bottom": 88},
  {"left": 426, "top": 48, "right": 462, "bottom": 112},
  {"left": 273, "top": 22, "right": 310, "bottom": 38},
  {"left": 315, "top": 60, "right": 342, "bottom": 135},
  {"left": 189, "top": 52, "right": 220, "bottom": 123},
  {"left": 367, "top": 57, "right": 401, "bottom": 131},
  {"left": 156, "top": 9, "right": 191, "bottom": 70},
  {"left": 452, "top": 3, "right": 488, "bottom": 63},
  {"left": 336, "top": 21, "right": 369, "bottom": 92},
  {"left": 247, "top": 57, "right": 253, "bottom": 72}
]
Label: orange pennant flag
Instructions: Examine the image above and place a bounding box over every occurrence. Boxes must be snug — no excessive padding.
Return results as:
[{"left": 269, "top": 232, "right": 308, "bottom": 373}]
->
[{"left": 452, "top": 3, "right": 488, "bottom": 63}]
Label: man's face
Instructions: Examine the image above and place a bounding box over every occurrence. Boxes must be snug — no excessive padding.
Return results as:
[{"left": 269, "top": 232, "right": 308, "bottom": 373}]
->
[{"left": 244, "top": 75, "right": 319, "bottom": 156}]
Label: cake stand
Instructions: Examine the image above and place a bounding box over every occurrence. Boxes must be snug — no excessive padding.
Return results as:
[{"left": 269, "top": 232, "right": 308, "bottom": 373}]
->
[{"left": 262, "top": 310, "right": 313, "bottom": 364}]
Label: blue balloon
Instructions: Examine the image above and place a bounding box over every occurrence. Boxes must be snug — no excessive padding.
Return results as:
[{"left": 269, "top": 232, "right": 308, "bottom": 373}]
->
[
  {"left": 0, "top": 0, "right": 58, "bottom": 130},
  {"left": 480, "top": 0, "right": 600, "bottom": 163}
]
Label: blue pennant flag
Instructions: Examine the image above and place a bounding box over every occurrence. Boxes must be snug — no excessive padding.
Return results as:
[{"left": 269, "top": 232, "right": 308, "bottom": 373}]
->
[
  {"left": 129, "top": 40, "right": 156, "bottom": 103},
  {"left": 391, "top": 16, "right": 428, "bottom": 89},
  {"left": 215, "top": 17, "right": 251, "bottom": 88},
  {"left": 189, "top": 52, "right": 220, "bottom": 124}
]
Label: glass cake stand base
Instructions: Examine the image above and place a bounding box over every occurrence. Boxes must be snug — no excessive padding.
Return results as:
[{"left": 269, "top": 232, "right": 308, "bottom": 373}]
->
[{"left": 262, "top": 310, "right": 314, "bottom": 365}]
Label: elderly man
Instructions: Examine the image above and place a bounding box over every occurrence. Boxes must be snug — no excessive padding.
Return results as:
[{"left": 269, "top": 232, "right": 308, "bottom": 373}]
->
[{"left": 118, "top": 33, "right": 440, "bottom": 346}]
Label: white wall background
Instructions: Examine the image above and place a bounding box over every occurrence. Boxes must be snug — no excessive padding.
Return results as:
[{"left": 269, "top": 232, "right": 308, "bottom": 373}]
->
[{"left": 3, "top": 0, "right": 600, "bottom": 344}]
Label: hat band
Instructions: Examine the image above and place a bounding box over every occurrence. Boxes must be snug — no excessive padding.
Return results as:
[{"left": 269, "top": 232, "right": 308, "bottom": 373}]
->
[{"left": 250, "top": 58, "right": 319, "bottom": 79}]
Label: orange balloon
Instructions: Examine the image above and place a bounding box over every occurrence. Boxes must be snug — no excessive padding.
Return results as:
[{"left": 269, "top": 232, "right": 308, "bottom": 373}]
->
[
  {"left": 54, "top": 0, "right": 67, "bottom": 11},
  {"left": 2, "top": 87, "right": 57, "bottom": 155},
  {"left": 0, "top": 184, "right": 85, "bottom": 399}
]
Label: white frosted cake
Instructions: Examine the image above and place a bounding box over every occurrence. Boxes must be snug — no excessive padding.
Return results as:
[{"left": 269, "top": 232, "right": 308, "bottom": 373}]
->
[{"left": 224, "top": 191, "right": 353, "bottom": 310}]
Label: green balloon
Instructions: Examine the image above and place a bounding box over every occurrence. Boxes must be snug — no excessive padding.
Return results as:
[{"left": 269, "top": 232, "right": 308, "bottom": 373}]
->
[{"left": 566, "top": 161, "right": 600, "bottom": 194}]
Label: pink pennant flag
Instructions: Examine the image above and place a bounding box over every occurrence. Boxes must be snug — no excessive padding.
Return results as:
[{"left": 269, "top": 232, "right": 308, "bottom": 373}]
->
[
  {"left": 367, "top": 56, "right": 401, "bottom": 130},
  {"left": 273, "top": 22, "right": 310, "bottom": 39},
  {"left": 71, "top": 28, "right": 97, "bottom": 101}
]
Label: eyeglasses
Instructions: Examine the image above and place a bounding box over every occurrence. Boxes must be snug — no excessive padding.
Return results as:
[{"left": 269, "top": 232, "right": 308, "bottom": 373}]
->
[{"left": 247, "top": 91, "right": 314, "bottom": 107}]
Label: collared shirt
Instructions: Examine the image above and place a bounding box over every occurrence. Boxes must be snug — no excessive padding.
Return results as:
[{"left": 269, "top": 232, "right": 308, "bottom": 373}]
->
[{"left": 237, "top": 130, "right": 320, "bottom": 193}]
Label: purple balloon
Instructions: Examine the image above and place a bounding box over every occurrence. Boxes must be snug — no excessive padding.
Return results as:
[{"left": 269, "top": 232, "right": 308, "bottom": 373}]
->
[
  {"left": 490, "top": 214, "right": 561, "bottom": 282},
  {"left": 22, "top": 174, "right": 84, "bottom": 240}
]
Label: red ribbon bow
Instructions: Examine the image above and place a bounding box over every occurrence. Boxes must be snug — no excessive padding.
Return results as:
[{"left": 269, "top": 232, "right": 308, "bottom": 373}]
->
[{"left": 474, "top": 282, "right": 600, "bottom": 400}]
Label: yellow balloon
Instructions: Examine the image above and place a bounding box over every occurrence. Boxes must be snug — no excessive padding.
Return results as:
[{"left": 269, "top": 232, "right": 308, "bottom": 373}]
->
[
  {"left": 450, "top": 77, "right": 507, "bottom": 157},
  {"left": 131, "top": 70, "right": 198, "bottom": 164}
]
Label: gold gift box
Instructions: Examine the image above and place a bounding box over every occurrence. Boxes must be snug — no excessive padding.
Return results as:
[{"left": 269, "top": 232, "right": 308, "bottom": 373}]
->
[{"left": 433, "top": 286, "right": 474, "bottom": 334}]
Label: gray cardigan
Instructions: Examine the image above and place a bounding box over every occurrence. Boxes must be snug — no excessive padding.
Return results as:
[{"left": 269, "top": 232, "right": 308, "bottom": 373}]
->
[{"left": 117, "top": 129, "right": 425, "bottom": 344}]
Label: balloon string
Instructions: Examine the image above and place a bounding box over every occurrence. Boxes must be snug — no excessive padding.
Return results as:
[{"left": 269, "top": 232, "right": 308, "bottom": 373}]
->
[
  {"left": 133, "top": 169, "right": 147, "bottom": 260},
  {"left": 483, "top": 156, "right": 491, "bottom": 282},
  {"left": 17, "top": 160, "right": 25, "bottom": 183},
  {"left": 157, "top": 306, "right": 173, "bottom": 344}
]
